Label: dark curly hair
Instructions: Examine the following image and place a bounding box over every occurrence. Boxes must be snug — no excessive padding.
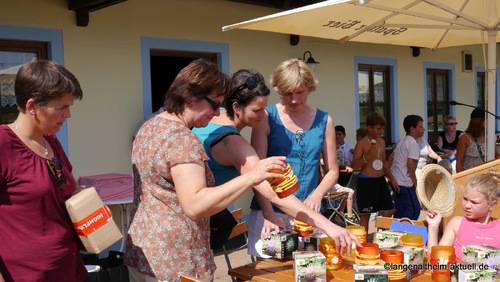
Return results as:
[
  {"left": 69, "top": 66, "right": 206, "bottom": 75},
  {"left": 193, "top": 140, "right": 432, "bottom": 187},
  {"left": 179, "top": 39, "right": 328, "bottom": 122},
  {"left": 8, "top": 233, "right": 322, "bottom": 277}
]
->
[{"left": 224, "top": 69, "right": 270, "bottom": 118}]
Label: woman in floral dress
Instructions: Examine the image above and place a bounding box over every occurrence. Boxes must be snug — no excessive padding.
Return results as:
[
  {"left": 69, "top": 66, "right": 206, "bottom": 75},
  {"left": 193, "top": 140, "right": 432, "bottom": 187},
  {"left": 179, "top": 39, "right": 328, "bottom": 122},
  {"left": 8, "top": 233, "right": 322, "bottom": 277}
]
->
[
  {"left": 124, "top": 59, "right": 285, "bottom": 281},
  {"left": 456, "top": 108, "right": 487, "bottom": 173}
]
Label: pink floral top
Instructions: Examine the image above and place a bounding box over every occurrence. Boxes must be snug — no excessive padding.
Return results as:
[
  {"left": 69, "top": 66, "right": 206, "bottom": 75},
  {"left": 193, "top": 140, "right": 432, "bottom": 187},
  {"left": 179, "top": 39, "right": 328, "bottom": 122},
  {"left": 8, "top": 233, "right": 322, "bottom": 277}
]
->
[{"left": 124, "top": 116, "right": 216, "bottom": 281}]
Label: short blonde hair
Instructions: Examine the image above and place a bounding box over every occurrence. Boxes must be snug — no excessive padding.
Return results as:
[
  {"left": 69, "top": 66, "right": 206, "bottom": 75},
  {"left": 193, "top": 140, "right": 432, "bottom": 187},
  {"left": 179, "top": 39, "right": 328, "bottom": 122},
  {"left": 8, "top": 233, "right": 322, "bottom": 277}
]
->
[
  {"left": 270, "top": 58, "right": 318, "bottom": 95},
  {"left": 444, "top": 114, "right": 456, "bottom": 125},
  {"left": 466, "top": 174, "right": 500, "bottom": 204}
]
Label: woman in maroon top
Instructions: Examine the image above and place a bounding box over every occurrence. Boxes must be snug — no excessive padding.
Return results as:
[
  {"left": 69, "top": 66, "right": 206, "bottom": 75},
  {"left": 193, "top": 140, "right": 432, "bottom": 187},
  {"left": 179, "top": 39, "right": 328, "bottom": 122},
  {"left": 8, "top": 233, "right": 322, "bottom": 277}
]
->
[{"left": 0, "top": 60, "right": 87, "bottom": 281}]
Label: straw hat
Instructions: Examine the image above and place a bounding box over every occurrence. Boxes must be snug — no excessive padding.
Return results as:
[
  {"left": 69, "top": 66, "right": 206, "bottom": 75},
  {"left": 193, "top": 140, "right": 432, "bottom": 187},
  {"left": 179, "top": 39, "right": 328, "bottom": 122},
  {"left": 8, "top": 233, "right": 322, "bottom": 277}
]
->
[{"left": 416, "top": 164, "right": 457, "bottom": 217}]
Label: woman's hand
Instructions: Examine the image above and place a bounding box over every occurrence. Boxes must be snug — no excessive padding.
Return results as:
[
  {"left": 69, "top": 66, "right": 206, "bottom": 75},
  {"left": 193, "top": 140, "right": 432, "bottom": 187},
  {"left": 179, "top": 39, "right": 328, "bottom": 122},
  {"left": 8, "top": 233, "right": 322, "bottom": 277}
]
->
[
  {"left": 247, "top": 156, "right": 286, "bottom": 187},
  {"left": 323, "top": 223, "right": 361, "bottom": 256},
  {"left": 303, "top": 193, "right": 323, "bottom": 213},
  {"left": 426, "top": 210, "right": 442, "bottom": 229},
  {"left": 260, "top": 216, "right": 285, "bottom": 239}
]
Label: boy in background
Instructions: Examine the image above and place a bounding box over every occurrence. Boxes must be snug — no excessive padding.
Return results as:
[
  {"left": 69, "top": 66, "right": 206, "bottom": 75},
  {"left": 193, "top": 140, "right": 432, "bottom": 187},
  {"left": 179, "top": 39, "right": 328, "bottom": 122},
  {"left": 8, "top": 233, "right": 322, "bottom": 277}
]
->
[
  {"left": 356, "top": 128, "right": 368, "bottom": 143},
  {"left": 390, "top": 115, "right": 425, "bottom": 220},
  {"left": 352, "top": 113, "right": 399, "bottom": 231},
  {"left": 336, "top": 125, "right": 354, "bottom": 170},
  {"left": 334, "top": 125, "right": 357, "bottom": 223}
]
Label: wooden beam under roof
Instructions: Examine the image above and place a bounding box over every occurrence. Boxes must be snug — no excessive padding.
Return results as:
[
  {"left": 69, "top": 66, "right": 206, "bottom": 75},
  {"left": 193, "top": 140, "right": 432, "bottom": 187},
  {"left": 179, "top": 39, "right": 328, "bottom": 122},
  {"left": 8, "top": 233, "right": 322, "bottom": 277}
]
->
[{"left": 67, "top": 0, "right": 128, "bottom": 27}]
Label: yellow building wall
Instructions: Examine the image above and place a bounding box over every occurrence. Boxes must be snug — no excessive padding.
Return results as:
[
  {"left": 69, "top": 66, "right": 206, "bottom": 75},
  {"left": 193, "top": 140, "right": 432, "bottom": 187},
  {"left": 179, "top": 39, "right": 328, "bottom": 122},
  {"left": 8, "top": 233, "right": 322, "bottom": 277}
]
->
[{"left": 0, "top": 0, "right": 493, "bottom": 214}]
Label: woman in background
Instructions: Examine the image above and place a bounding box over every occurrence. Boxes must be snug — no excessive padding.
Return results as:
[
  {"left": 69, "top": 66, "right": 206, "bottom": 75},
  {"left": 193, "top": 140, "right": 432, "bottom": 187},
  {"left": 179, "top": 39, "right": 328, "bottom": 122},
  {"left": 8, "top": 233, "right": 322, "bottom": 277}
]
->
[
  {"left": 437, "top": 114, "right": 462, "bottom": 156},
  {"left": 456, "top": 108, "right": 487, "bottom": 173},
  {"left": 0, "top": 60, "right": 87, "bottom": 281},
  {"left": 437, "top": 114, "right": 462, "bottom": 174}
]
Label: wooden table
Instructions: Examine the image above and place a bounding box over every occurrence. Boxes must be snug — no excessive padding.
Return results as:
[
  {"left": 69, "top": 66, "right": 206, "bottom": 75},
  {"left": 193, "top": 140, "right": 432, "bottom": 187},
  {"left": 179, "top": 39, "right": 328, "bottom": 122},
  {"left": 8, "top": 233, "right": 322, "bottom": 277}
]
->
[{"left": 228, "top": 254, "right": 434, "bottom": 281}]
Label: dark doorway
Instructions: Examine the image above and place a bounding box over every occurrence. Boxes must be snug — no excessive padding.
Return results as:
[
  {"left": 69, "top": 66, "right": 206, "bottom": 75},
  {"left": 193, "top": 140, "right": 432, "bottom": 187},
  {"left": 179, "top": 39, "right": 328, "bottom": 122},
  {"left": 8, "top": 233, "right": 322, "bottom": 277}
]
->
[{"left": 149, "top": 50, "right": 217, "bottom": 113}]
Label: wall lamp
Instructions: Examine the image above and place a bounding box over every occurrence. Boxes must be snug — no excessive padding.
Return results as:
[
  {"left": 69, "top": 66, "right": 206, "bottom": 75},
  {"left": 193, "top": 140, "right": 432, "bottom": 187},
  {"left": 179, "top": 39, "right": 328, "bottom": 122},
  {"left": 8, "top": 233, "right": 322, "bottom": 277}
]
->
[
  {"left": 302, "top": 51, "right": 320, "bottom": 70},
  {"left": 411, "top": 46, "right": 421, "bottom": 57}
]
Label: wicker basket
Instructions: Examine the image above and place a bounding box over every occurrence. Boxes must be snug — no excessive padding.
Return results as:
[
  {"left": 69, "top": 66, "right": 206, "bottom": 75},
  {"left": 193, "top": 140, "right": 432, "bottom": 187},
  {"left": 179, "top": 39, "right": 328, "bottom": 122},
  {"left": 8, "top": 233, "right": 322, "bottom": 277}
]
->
[{"left": 416, "top": 164, "right": 457, "bottom": 217}]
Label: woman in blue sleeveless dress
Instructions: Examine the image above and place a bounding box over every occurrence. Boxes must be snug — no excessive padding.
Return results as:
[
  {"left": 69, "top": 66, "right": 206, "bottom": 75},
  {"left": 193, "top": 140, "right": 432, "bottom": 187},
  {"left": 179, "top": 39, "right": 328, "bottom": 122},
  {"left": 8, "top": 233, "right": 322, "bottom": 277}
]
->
[
  {"left": 249, "top": 59, "right": 342, "bottom": 257},
  {"left": 194, "top": 69, "right": 359, "bottom": 259}
]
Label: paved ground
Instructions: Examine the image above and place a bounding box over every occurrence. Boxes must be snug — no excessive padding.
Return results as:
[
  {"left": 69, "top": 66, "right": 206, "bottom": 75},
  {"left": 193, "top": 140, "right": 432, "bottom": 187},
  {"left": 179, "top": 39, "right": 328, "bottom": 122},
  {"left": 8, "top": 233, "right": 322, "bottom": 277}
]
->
[
  {"left": 213, "top": 248, "right": 253, "bottom": 282},
  {"left": 213, "top": 210, "right": 428, "bottom": 281}
]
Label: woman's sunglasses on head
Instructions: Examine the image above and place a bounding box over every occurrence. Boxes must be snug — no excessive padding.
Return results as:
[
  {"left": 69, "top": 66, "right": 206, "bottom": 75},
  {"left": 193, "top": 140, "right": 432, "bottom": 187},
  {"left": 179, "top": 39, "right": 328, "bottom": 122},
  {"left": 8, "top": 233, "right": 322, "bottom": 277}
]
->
[{"left": 233, "top": 73, "right": 269, "bottom": 95}]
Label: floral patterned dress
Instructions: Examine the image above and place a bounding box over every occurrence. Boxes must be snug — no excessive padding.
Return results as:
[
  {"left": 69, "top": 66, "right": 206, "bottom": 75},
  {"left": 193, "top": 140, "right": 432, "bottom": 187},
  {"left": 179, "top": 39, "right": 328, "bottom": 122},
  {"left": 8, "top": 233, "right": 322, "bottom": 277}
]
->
[
  {"left": 124, "top": 116, "right": 216, "bottom": 281},
  {"left": 463, "top": 134, "right": 485, "bottom": 170}
]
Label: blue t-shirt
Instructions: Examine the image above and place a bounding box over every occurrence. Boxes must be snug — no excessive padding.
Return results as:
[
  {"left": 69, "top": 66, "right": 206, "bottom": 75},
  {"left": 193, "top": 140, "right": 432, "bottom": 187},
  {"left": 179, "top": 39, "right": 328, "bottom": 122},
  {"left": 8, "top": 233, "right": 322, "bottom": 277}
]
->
[
  {"left": 192, "top": 122, "right": 241, "bottom": 186},
  {"left": 250, "top": 104, "right": 328, "bottom": 212}
]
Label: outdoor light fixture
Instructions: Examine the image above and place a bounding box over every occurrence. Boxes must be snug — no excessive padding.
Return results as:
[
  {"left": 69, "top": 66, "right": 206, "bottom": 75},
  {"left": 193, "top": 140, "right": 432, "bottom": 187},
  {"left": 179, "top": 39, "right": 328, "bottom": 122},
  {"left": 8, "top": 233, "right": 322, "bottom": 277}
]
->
[
  {"left": 302, "top": 51, "right": 319, "bottom": 70},
  {"left": 411, "top": 46, "right": 421, "bottom": 57}
]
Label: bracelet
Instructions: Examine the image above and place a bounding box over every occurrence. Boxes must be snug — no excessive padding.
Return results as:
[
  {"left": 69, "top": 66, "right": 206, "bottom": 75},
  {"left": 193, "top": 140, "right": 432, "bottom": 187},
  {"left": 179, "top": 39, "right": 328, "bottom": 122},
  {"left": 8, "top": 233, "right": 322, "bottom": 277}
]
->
[{"left": 362, "top": 155, "right": 368, "bottom": 163}]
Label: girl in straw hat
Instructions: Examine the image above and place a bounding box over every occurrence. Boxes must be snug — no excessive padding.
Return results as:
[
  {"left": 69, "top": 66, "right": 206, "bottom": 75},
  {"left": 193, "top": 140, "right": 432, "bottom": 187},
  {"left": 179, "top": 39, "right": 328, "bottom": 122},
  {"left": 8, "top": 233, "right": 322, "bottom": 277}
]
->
[{"left": 426, "top": 174, "right": 500, "bottom": 260}]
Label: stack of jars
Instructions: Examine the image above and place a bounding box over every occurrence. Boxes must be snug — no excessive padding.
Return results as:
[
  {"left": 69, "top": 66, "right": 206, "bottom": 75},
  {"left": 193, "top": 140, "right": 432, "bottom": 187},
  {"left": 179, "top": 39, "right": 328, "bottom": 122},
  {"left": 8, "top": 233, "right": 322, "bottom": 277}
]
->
[
  {"left": 294, "top": 219, "right": 314, "bottom": 237},
  {"left": 380, "top": 250, "right": 406, "bottom": 282},
  {"left": 268, "top": 162, "right": 299, "bottom": 198},
  {"left": 346, "top": 225, "right": 366, "bottom": 249},
  {"left": 319, "top": 236, "right": 343, "bottom": 270},
  {"left": 430, "top": 246, "right": 457, "bottom": 281},
  {"left": 355, "top": 243, "right": 380, "bottom": 265}
]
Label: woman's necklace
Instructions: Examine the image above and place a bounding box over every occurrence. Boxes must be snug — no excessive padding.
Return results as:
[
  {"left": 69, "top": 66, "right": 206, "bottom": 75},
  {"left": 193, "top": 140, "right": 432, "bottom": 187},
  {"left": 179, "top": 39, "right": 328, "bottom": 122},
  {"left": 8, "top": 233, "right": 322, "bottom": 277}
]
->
[{"left": 14, "top": 120, "right": 49, "bottom": 158}]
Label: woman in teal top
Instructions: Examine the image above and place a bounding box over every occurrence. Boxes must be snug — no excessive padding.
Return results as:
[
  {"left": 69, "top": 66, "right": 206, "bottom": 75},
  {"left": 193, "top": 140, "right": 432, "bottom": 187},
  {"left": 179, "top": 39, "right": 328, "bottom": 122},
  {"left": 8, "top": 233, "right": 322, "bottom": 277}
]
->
[
  {"left": 250, "top": 59, "right": 340, "bottom": 257},
  {"left": 193, "top": 69, "right": 358, "bottom": 258},
  {"left": 194, "top": 122, "right": 240, "bottom": 186}
]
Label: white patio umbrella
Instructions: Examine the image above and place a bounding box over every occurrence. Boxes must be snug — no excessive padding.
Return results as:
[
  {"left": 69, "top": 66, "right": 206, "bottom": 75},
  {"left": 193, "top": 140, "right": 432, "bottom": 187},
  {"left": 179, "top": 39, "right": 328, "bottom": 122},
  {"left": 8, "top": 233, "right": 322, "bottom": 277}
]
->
[{"left": 223, "top": 0, "right": 500, "bottom": 160}]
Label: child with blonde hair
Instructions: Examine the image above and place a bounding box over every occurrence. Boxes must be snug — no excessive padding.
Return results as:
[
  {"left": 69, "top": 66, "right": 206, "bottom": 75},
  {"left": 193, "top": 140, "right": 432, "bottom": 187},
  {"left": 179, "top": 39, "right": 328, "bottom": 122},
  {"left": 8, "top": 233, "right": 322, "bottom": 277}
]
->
[{"left": 427, "top": 174, "right": 500, "bottom": 260}]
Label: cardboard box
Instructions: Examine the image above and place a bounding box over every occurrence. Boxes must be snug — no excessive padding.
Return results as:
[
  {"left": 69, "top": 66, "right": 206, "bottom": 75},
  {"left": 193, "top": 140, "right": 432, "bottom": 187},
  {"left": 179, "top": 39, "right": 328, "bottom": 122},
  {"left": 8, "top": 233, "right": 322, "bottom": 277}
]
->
[
  {"left": 293, "top": 251, "right": 327, "bottom": 282},
  {"left": 353, "top": 264, "right": 388, "bottom": 281},
  {"left": 462, "top": 244, "right": 500, "bottom": 274},
  {"left": 262, "top": 230, "right": 298, "bottom": 259},
  {"left": 65, "top": 187, "right": 123, "bottom": 254},
  {"left": 458, "top": 268, "right": 497, "bottom": 281},
  {"left": 374, "top": 230, "right": 408, "bottom": 250},
  {"left": 303, "top": 232, "right": 325, "bottom": 252},
  {"left": 390, "top": 244, "right": 424, "bottom": 279}
]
